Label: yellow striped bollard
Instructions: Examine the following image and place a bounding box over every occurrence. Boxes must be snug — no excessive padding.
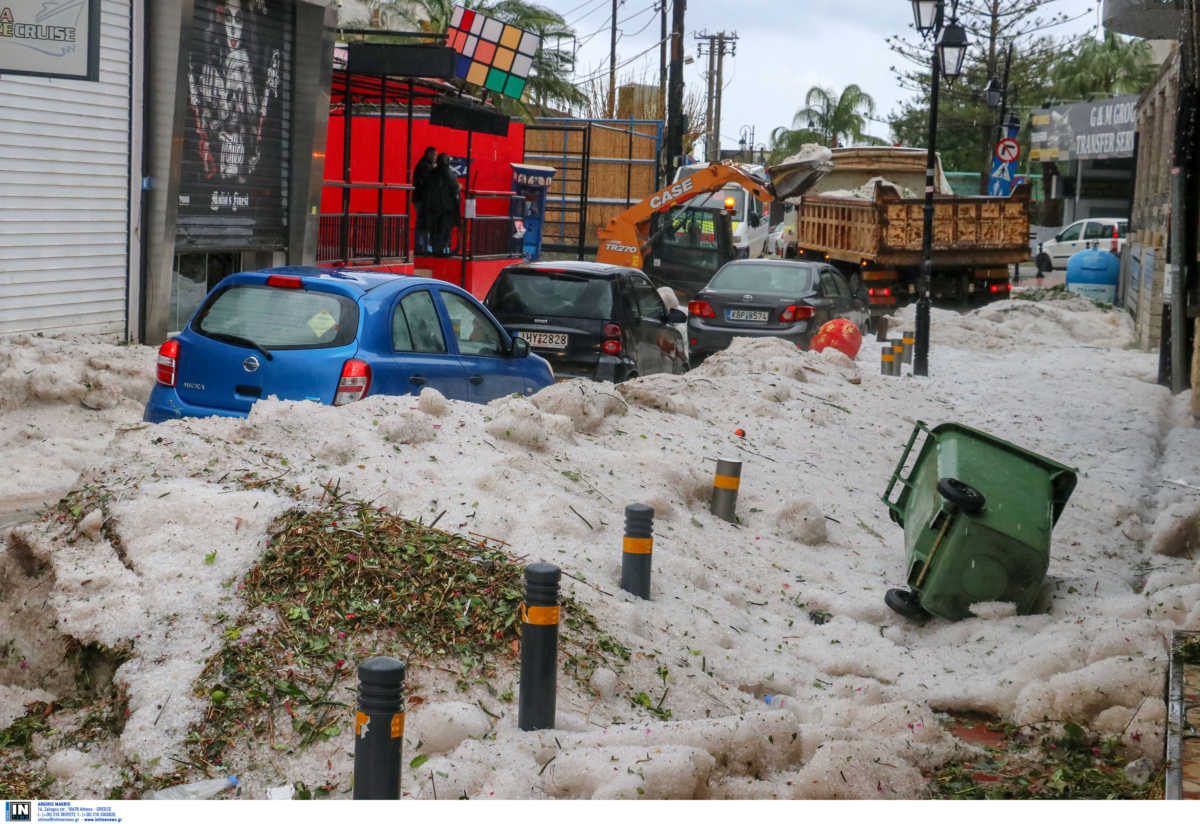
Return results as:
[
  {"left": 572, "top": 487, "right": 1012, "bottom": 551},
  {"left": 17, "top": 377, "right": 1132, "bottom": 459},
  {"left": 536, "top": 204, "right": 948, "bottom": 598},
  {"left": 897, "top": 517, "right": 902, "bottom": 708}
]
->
[
  {"left": 881, "top": 344, "right": 895, "bottom": 376},
  {"left": 711, "top": 458, "right": 742, "bottom": 523},
  {"left": 517, "top": 563, "right": 561, "bottom": 731},
  {"left": 353, "top": 656, "right": 406, "bottom": 799},
  {"left": 621, "top": 503, "right": 654, "bottom": 599}
]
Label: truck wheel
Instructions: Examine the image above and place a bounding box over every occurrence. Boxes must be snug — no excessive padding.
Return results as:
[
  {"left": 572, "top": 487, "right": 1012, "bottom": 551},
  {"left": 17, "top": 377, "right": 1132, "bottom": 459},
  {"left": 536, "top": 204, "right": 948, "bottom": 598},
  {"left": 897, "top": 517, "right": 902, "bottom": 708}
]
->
[
  {"left": 885, "top": 588, "right": 929, "bottom": 621},
  {"left": 936, "top": 477, "right": 986, "bottom": 514}
]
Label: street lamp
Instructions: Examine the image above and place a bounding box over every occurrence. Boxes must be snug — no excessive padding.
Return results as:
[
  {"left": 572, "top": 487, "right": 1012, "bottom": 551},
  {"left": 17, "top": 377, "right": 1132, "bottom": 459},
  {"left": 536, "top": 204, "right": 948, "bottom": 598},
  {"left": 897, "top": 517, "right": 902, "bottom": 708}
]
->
[
  {"left": 908, "top": 0, "right": 970, "bottom": 377},
  {"left": 739, "top": 124, "right": 755, "bottom": 161}
]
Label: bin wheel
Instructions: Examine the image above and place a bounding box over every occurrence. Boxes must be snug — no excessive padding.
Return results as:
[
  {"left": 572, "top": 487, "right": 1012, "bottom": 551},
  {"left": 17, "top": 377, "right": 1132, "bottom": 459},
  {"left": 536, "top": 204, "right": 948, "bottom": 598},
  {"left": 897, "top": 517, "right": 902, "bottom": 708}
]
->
[
  {"left": 937, "top": 477, "right": 986, "bottom": 514},
  {"left": 885, "top": 588, "right": 929, "bottom": 621}
]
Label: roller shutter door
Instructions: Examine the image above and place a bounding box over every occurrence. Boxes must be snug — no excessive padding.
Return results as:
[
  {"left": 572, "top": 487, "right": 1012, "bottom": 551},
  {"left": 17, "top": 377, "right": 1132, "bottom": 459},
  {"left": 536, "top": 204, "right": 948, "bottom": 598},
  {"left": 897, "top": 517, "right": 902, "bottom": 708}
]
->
[
  {"left": 176, "top": 0, "right": 293, "bottom": 251},
  {"left": 0, "top": 0, "right": 132, "bottom": 334}
]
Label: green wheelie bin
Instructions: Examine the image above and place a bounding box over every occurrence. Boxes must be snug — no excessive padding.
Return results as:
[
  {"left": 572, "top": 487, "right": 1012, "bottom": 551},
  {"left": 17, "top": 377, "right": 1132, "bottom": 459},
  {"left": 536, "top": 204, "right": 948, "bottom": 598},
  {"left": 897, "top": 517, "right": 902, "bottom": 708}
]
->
[{"left": 881, "top": 420, "right": 1078, "bottom": 621}]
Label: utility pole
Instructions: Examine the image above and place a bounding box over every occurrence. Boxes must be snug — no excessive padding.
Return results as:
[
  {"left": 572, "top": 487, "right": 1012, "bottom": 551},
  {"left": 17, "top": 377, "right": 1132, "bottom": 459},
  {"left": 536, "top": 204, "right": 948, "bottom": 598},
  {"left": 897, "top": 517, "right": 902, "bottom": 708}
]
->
[
  {"left": 697, "top": 34, "right": 714, "bottom": 160},
  {"left": 713, "top": 32, "right": 736, "bottom": 163},
  {"left": 607, "top": 0, "right": 618, "bottom": 118},
  {"left": 695, "top": 31, "right": 736, "bottom": 162},
  {"left": 665, "top": 0, "right": 685, "bottom": 177},
  {"left": 658, "top": 1, "right": 667, "bottom": 121}
]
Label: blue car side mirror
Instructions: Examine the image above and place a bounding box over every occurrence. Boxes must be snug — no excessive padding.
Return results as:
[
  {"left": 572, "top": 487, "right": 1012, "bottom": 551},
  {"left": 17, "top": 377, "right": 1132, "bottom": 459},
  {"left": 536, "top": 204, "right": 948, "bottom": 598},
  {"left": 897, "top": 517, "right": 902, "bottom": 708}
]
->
[{"left": 510, "top": 336, "right": 531, "bottom": 357}]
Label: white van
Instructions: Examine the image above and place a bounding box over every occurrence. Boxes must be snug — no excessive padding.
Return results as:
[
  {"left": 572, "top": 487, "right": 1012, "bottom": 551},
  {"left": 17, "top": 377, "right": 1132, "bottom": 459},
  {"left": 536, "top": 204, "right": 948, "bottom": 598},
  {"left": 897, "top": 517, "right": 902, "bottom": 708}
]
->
[
  {"left": 671, "top": 162, "right": 771, "bottom": 258},
  {"left": 1037, "top": 218, "right": 1128, "bottom": 270}
]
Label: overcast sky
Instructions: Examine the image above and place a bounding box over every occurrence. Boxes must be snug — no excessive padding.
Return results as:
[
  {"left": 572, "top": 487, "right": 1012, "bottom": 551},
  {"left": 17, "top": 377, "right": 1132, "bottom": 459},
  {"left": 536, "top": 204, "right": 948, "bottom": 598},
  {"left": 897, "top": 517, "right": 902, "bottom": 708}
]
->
[{"left": 542, "top": 0, "right": 1104, "bottom": 153}]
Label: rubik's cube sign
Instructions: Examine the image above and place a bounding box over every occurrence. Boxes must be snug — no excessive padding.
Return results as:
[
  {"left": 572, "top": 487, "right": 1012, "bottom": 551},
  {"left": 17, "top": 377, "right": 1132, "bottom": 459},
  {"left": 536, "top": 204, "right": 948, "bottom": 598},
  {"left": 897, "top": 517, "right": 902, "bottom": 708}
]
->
[{"left": 446, "top": 5, "right": 540, "bottom": 99}]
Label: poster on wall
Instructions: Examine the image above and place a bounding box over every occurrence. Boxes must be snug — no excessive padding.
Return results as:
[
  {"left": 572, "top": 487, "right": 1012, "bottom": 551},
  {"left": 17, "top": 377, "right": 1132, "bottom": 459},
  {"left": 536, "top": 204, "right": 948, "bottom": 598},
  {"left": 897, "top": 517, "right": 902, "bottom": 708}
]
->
[
  {"left": 177, "top": 0, "right": 293, "bottom": 250},
  {"left": 0, "top": 0, "right": 101, "bottom": 80}
]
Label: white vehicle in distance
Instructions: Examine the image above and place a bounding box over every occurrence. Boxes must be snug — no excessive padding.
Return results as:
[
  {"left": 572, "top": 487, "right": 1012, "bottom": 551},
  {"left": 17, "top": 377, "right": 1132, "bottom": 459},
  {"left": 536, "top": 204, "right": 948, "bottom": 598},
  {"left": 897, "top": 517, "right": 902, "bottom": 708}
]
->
[
  {"left": 1037, "top": 217, "right": 1128, "bottom": 271},
  {"left": 671, "top": 162, "right": 771, "bottom": 258}
]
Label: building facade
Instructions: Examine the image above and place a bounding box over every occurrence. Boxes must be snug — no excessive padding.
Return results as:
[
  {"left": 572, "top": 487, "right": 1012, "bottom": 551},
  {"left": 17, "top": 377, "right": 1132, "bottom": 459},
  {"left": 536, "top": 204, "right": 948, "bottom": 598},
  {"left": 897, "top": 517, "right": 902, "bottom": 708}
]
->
[{"left": 0, "top": 0, "right": 337, "bottom": 343}]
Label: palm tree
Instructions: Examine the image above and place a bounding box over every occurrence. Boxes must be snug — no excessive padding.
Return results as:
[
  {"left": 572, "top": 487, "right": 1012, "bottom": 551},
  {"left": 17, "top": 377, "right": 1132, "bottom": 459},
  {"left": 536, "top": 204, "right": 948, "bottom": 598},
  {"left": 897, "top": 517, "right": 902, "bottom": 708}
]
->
[
  {"left": 767, "top": 124, "right": 824, "bottom": 163},
  {"left": 1050, "top": 31, "right": 1156, "bottom": 100},
  {"left": 790, "top": 84, "right": 878, "bottom": 148},
  {"left": 368, "top": 0, "right": 585, "bottom": 112}
]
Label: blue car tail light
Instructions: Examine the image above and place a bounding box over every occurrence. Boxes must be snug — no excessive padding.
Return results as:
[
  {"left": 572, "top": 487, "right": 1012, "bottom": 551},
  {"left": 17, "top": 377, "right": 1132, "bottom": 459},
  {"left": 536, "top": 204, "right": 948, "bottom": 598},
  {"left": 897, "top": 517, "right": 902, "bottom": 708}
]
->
[
  {"left": 156, "top": 339, "right": 179, "bottom": 387},
  {"left": 333, "top": 358, "right": 371, "bottom": 405}
]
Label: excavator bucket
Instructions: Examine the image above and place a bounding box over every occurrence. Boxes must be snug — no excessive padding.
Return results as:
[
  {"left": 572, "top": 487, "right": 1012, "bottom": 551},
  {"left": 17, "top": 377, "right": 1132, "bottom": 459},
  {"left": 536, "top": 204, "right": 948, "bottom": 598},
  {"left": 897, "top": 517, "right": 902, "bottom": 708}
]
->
[{"left": 767, "top": 145, "right": 834, "bottom": 201}]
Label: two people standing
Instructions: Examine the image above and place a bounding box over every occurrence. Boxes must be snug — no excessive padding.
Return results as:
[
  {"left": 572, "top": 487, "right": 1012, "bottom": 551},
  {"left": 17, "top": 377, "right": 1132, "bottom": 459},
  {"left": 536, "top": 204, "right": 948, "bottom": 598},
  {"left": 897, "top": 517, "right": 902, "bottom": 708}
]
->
[{"left": 413, "top": 147, "right": 461, "bottom": 256}]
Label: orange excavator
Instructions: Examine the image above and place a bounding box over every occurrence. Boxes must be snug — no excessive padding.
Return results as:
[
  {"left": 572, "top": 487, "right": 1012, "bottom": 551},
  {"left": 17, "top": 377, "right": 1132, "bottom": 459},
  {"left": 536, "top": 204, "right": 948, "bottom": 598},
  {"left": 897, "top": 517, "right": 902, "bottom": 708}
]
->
[{"left": 595, "top": 163, "right": 776, "bottom": 269}]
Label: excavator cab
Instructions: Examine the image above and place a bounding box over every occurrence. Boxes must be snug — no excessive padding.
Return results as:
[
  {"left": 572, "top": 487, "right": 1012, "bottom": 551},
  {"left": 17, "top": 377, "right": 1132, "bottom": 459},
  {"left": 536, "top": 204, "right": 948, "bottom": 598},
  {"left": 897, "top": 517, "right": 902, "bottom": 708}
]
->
[{"left": 647, "top": 206, "right": 736, "bottom": 300}]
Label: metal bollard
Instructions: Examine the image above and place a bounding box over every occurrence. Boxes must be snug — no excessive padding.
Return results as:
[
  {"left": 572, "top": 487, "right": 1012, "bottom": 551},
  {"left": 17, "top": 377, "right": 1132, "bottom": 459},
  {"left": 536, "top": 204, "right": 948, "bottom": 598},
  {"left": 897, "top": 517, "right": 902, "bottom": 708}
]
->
[
  {"left": 880, "top": 344, "right": 894, "bottom": 376},
  {"left": 621, "top": 503, "right": 654, "bottom": 600},
  {"left": 875, "top": 315, "right": 889, "bottom": 342},
  {"left": 353, "top": 656, "right": 406, "bottom": 800},
  {"left": 518, "top": 563, "right": 561, "bottom": 731},
  {"left": 902, "top": 330, "right": 915, "bottom": 364},
  {"left": 891, "top": 339, "right": 905, "bottom": 375},
  {"left": 710, "top": 458, "right": 742, "bottom": 522}
]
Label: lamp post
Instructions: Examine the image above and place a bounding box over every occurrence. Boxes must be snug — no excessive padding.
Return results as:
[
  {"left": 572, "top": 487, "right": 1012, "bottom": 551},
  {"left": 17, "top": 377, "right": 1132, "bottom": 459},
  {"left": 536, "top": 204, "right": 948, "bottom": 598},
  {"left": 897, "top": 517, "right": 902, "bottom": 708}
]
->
[
  {"left": 909, "top": 0, "right": 969, "bottom": 377},
  {"left": 739, "top": 124, "right": 755, "bottom": 161}
]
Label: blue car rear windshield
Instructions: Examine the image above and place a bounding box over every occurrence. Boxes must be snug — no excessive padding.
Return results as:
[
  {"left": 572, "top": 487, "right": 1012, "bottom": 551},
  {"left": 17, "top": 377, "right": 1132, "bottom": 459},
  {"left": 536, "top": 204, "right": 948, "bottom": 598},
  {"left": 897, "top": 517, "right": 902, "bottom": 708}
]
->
[
  {"left": 709, "top": 262, "right": 814, "bottom": 295},
  {"left": 488, "top": 271, "right": 614, "bottom": 319},
  {"left": 194, "top": 285, "right": 359, "bottom": 348}
]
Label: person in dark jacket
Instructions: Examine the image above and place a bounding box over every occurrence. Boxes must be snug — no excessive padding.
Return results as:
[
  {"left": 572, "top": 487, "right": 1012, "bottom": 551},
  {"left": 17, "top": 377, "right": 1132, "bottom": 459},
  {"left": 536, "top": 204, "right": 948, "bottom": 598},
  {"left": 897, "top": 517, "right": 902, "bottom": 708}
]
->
[
  {"left": 425, "top": 153, "right": 461, "bottom": 256},
  {"left": 411, "top": 146, "right": 437, "bottom": 254}
]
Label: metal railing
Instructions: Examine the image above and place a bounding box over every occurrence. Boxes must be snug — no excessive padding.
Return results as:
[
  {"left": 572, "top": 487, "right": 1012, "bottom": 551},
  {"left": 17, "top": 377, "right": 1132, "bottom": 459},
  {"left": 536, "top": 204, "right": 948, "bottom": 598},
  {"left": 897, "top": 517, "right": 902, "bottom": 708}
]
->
[{"left": 318, "top": 213, "right": 410, "bottom": 264}]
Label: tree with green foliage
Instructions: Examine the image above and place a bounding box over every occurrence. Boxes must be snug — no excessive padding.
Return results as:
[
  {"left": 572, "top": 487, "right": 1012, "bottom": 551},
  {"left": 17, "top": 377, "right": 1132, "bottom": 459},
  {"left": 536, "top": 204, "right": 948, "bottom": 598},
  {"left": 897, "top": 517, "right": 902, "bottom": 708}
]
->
[
  {"left": 886, "top": 0, "right": 1087, "bottom": 184},
  {"left": 361, "top": 0, "right": 586, "bottom": 114},
  {"left": 1049, "top": 30, "right": 1157, "bottom": 100},
  {"left": 768, "top": 84, "right": 881, "bottom": 162}
]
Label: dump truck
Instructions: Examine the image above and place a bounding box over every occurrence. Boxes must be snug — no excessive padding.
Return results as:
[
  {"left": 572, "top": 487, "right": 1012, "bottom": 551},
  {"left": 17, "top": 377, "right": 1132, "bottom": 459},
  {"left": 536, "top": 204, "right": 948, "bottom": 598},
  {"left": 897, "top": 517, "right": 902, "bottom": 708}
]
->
[{"left": 772, "top": 147, "right": 1031, "bottom": 317}]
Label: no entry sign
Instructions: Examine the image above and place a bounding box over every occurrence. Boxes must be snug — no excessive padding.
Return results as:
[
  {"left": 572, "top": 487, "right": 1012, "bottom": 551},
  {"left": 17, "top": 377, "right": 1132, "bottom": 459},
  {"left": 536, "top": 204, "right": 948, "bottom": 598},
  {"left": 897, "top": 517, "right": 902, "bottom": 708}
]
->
[{"left": 995, "top": 137, "right": 1021, "bottom": 163}]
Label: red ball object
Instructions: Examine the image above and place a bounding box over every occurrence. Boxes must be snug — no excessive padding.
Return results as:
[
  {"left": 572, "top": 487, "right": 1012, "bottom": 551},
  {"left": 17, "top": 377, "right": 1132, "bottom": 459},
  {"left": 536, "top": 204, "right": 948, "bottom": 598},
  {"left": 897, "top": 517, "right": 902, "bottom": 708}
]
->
[
  {"left": 735, "top": 428, "right": 745, "bottom": 437},
  {"left": 808, "top": 317, "right": 863, "bottom": 359}
]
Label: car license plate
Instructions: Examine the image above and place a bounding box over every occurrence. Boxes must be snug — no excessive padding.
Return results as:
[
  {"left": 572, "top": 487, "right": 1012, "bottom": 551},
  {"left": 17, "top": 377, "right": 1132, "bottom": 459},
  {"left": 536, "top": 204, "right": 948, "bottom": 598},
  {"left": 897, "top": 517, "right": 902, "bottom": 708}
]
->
[
  {"left": 727, "top": 309, "right": 768, "bottom": 322},
  {"left": 518, "top": 331, "right": 568, "bottom": 349}
]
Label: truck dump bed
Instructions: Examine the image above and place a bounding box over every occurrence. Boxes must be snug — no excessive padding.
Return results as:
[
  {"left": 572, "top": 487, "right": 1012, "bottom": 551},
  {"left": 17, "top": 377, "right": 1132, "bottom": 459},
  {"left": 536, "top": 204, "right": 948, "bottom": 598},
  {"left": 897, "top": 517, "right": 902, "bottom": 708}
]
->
[{"left": 796, "top": 179, "right": 1031, "bottom": 267}]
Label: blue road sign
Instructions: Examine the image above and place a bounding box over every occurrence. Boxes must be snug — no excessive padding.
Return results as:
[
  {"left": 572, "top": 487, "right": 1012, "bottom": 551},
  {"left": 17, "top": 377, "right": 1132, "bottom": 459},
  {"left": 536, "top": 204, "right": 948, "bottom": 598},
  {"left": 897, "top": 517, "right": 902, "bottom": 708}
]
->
[{"left": 989, "top": 123, "right": 1021, "bottom": 196}]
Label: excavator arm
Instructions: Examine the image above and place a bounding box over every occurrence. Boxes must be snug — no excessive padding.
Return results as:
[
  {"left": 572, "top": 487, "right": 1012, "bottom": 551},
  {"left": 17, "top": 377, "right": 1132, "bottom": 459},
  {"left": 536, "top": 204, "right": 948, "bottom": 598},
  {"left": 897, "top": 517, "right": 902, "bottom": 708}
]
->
[{"left": 595, "top": 163, "right": 776, "bottom": 267}]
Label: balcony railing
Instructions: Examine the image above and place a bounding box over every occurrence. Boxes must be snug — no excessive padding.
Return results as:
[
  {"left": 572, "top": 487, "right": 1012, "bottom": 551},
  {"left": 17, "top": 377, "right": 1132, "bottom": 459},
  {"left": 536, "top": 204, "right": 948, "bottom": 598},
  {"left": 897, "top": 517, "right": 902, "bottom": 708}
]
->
[{"left": 317, "top": 213, "right": 410, "bottom": 264}]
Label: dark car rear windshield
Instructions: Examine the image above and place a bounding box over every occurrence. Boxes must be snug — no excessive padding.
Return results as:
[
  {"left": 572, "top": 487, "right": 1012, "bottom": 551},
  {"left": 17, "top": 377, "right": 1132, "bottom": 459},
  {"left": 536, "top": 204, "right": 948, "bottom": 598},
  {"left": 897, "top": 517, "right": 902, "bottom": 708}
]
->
[
  {"left": 488, "top": 270, "right": 614, "bottom": 319},
  {"left": 194, "top": 284, "right": 359, "bottom": 348},
  {"left": 708, "top": 262, "right": 814, "bottom": 295}
]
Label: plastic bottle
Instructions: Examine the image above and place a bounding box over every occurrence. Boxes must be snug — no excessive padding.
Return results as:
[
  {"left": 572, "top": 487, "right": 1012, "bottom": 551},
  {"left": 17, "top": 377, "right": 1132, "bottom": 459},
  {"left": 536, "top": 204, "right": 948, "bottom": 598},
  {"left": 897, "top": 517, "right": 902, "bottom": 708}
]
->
[
  {"left": 145, "top": 775, "right": 238, "bottom": 800},
  {"left": 762, "top": 694, "right": 794, "bottom": 710}
]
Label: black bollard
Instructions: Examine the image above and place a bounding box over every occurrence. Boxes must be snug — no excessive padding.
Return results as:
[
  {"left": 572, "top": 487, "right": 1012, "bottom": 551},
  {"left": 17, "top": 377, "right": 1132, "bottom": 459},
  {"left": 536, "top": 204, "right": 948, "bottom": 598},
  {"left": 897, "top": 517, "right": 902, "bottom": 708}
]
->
[
  {"left": 518, "top": 563, "right": 561, "bottom": 732},
  {"left": 353, "top": 656, "right": 406, "bottom": 800},
  {"left": 710, "top": 458, "right": 742, "bottom": 522},
  {"left": 620, "top": 503, "right": 654, "bottom": 599}
]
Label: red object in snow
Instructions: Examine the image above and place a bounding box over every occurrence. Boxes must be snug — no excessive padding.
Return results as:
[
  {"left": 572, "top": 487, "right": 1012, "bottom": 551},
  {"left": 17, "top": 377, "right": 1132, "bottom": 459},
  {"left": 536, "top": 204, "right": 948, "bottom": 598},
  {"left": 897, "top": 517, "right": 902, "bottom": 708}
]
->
[
  {"left": 809, "top": 317, "right": 863, "bottom": 359},
  {"left": 735, "top": 428, "right": 745, "bottom": 437}
]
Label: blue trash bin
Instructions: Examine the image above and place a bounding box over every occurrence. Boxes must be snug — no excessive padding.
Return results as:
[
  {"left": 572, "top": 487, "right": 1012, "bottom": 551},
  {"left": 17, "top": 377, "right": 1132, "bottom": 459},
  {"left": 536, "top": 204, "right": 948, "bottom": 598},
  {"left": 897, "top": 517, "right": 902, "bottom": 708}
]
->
[{"left": 1065, "top": 248, "right": 1119, "bottom": 304}]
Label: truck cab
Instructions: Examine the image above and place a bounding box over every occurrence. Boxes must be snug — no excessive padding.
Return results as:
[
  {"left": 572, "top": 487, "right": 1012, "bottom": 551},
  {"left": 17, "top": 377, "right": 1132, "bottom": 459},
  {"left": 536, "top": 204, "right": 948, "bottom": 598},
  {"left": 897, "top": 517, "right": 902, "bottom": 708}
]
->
[{"left": 672, "top": 162, "right": 771, "bottom": 258}]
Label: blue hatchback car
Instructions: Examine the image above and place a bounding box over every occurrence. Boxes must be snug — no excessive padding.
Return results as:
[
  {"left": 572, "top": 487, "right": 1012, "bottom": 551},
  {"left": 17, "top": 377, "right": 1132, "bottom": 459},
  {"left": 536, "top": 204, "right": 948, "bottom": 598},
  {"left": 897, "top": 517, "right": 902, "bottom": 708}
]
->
[{"left": 144, "top": 267, "right": 555, "bottom": 422}]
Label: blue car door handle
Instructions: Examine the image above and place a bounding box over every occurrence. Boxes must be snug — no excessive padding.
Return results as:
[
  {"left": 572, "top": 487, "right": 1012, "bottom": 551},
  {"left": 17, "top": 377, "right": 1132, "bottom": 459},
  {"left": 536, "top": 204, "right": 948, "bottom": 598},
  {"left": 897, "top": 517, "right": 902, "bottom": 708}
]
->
[
  {"left": 469, "top": 375, "right": 483, "bottom": 385},
  {"left": 409, "top": 375, "right": 426, "bottom": 385}
]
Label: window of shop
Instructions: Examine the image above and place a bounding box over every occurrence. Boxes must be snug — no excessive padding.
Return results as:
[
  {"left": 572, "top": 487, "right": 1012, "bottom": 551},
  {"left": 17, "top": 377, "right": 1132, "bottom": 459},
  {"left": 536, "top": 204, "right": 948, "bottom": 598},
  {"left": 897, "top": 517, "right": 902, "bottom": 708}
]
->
[{"left": 169, "top": 252, "right": 242, "bottom": 332}]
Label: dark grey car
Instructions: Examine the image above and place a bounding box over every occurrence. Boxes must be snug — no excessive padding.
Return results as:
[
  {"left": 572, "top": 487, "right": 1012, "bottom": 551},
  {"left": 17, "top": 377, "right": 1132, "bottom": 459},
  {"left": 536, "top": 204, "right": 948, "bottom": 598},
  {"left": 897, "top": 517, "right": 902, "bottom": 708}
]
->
[{"left": 686, "top": 259, "right": 869, "bottom": 364}]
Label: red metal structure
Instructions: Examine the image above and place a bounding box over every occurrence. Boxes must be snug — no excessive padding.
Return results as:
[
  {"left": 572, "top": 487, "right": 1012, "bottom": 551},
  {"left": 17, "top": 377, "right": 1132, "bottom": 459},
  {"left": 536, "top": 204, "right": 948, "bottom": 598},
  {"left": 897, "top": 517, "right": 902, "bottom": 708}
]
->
[{"left": 321, "top": 68, "right": 526, "bottom": 297}]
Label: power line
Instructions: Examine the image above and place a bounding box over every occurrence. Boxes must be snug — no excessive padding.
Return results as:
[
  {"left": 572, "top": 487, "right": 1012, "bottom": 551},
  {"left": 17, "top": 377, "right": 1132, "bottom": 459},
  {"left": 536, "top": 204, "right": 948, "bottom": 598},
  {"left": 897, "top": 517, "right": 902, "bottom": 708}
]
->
[{"left": 571, "top": 35, "right": 668, "bottom": 84}]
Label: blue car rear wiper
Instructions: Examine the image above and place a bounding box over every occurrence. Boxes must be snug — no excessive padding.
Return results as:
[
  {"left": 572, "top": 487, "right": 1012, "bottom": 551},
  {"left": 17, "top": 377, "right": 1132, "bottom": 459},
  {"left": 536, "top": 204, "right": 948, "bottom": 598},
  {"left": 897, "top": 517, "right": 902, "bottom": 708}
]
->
[{"left": 207, "top": 332, "right": 274, "bottom": 361}]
